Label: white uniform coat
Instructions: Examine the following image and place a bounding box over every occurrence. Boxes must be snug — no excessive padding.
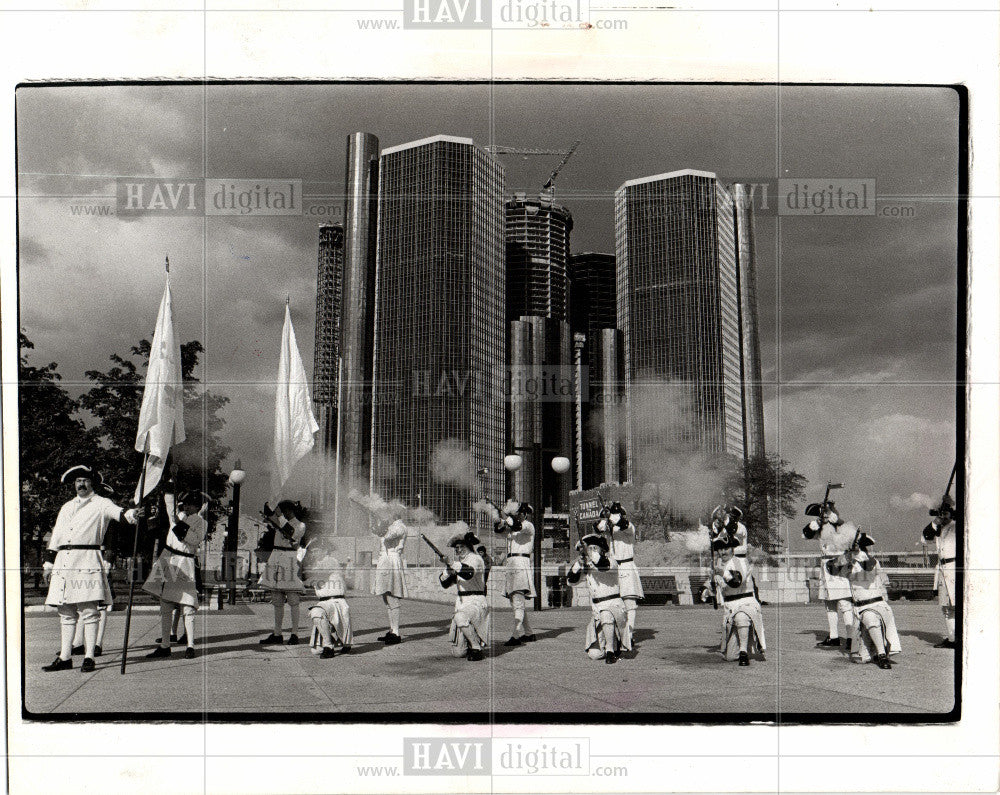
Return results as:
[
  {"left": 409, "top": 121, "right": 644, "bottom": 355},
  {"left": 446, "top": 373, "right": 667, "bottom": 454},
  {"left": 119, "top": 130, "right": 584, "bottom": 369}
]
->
[
  {"left": 834, "top": 552, "right": 902, "bottom": 663},
  {"left": 610, "top": 522, "right": 644, "bottom": 600},
  {"left": 446, "top": 552, "right": 490, "bottom": 649},
  {"left": 45, "top": 494, "right": 125, "bottom": 607},
  {"left": 371, "top": 519, "right": 408, "bottom": 598},
  {"left": 931, "top": 520, "right": 957, "bottom": 607},
  {"left": 259, "top": 516, "right": 306, "bottom": 592},
  {"left": 142, "top": 510, "right": 207, "bottom": 607},
  {"left": 718, "top": 556, "right": 766, "bottom": 660},
  {"left": 814, "top": 521, "right": 856, "bottom": 601},
  {"left": 305, "top": 553, "right": 353, "bottom": 645},
  {"left": 497, "top": 519, "right": 535, "bottom": 598},
  {"left": 570, "top": 556, "right": 632, "bottom": 653}
]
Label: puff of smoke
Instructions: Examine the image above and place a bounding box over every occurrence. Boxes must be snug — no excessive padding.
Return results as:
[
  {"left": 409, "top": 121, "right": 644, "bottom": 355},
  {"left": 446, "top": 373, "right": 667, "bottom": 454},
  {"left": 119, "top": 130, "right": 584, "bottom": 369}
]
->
[
  {"left": 889, "top": 492, "right": 936, "bottom": 511},
  {"left": 676, "top": 523, "right": 712, "bottom": 554},
  {"left": 430, "top": 438, "right": 474, "bottom": 489},
  {"left": 473, "top": 499, "right": 501, "bottom": 523}
]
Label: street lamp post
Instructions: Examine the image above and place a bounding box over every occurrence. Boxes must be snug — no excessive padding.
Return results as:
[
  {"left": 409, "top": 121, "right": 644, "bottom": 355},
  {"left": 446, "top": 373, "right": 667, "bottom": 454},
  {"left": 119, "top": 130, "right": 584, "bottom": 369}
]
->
[{"left": 225, "top": 461, "right": 246, "bottom": 606}]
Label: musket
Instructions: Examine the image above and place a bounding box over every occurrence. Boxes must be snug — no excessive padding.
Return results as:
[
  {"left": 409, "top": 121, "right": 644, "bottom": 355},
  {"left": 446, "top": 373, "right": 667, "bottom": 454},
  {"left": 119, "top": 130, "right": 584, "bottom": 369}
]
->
[
  {"left": 420, "top": 533, "right": 451, "bottom": 566},
  {"left": 821, "top": 482, "right": 843, "bottom": 520},
  {"left": 708, "top": 537, "right": 719, "bottom": 611},
  {"left": 943, "top": 461, "right": 957, "bottom": 505}
]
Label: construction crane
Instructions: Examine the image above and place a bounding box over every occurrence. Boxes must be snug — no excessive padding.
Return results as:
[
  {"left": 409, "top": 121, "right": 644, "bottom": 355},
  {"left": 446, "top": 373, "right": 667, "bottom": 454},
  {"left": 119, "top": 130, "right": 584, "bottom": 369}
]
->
[{"left": 486, "top": 140, "right": 581, "bottom": 198}]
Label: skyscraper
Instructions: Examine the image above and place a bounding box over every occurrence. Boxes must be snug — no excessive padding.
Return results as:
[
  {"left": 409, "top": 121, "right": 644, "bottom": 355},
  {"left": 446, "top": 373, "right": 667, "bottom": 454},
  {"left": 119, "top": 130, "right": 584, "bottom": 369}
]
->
[
  {"left": 614, "top": 169, "right": 765, "bottom": 484},
  {"left": 506, "top": 193, "right": 573, "bottom": 321},
  {"left": 312, "top": 222, "right": 345, "bottom": 459},
  {"left": 370, "top": 135, "right": 506, "bottom": 523}
]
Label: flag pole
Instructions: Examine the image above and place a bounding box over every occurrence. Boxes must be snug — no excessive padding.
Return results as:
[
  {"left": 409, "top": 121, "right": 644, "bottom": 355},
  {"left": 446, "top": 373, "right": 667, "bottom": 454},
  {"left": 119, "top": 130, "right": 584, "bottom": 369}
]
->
[{"left": 121, "top": 438, "right": 150, "bottom": 674}]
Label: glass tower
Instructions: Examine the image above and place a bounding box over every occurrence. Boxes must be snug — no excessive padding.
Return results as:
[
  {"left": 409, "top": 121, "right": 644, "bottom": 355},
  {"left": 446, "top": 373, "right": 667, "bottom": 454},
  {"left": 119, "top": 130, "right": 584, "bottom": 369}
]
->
[
  {"left": 312, "top": 222, "right": 345, "bottom": 458},
  {"left": 614, "top": 169, "right": 764, "bottom": 483},
  {"left": 370, "top": 135, "right": 506, "bottom": 524}
]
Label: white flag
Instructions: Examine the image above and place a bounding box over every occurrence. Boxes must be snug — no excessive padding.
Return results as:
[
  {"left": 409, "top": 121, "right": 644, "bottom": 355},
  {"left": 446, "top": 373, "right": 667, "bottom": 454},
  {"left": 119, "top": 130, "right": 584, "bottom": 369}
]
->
[
  {"left": 273, "top": 303, "right": 319, "bottom": 492},
  {"left": 134, "top": 279, "right": 186, "bottom": 501}
]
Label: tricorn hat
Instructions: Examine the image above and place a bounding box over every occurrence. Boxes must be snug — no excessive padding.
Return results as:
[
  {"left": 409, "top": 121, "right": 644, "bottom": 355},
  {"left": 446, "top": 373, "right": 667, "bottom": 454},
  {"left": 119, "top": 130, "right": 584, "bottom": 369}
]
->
[
  {"left": 276, "top": 499, "right": 304, "bottom": 518},
  {"left": 447, "top": 531, "right": 481, "bottom": 550},
  {"left": 516, "top": 502, "right": 533, "bottom": 516},
  {"left": 728, "top": 506, "right": 743, "bottom": 522},
  {"left": 930, "top": 495, "right": 956, "bottom": 518},
  {"left": 61, "top": 464, "right": 101, "bottom": 485},
  {"left": 804, "top": 501, "right": 835, "bottom": 517},
  {"left": 857, "top": 532, "right": 875, "bottom": 551},
  {"left": 580, "top": 533, "right": 610, "bottom": 552}
]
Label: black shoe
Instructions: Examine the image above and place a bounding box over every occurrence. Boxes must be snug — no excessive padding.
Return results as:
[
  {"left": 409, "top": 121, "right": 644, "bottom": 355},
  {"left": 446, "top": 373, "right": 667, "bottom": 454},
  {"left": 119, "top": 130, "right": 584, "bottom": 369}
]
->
[
  {"left": 146, "top": 646, "right": 171, "bottom": 658},
  {"left": 339, "top": 645, "right": 351, "bottom": 654},
  {"left": 738, "top": 651, "right": 750, "bottom": 666},
  {"left": 605, "top": 651, "right": 618, "bottom": 664},
  {"left": 467, "top": 648, "right": 484, "bottom": 661},
  {"left": 81, "top": 657, "right": 96, "bottom": 673},
  {"left": 933, "top": 638, "right": 956, "bottom": 649},
  {"left": 817, "top": 636, "right": 840, "bottom": 648},
  {"left": 320, "top": 647, "right": 336, "bottom": 659},
  {"left": 71, "top": 644, "right": 85, "bottom": 656},
  {"left": 93, "top": 645, "right": 103, "bottom": 657},
  {"left": 521, "top": 634, "right": 537, "bottom": 642},
  {"left": 383, "top": 633, "right": 402, "bottom": 645},
  {"left": 504, "top": 636, "right": 522, "bottom": 647},
  {"left": 154, "top": 634, "right": 179, "bottom": 644},
  {"left": 376, "top": 631, "right": 392, "bottom": 641},
  {"left": 260, "top": 633, "right": 283, "bottom": 645},
  {"left": 184, "top": 647, "right": 197, "bottom": 659},
  {"left": 42, "top": 656, "right": 73, "bottom": 672},
  {"left": 286, "top": 634, "right": 299, "bottom": 646},
  {"left": 876, "top": 653, "right": 892, "bottom": 669}
]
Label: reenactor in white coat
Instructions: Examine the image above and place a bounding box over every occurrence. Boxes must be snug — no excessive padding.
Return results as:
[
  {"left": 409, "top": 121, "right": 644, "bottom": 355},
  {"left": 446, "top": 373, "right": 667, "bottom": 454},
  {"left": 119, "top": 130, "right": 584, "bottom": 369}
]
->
[
  {"left": 922, "top": 496, "right": 957, "bottom": 649},
  {"left": 803, "top": 498, "right": 856, "bottom": 649},
  {"left": 440, "top": 532, "right": 490, "bottom": 662},
  {"left": 258, "top": 500, "right": 308, "bottom": 645},
  {"left": 142, "top": 490, "right": 209, "bottom": 659},
  {"left": 371, "top": 518, "right": 409, "bottom": 645},
  {"left": 568, "top": 533, "right": 633, "bottom": 664},
  {"left": 303, "top": 539, "right": 353, "bottom": 658},
  {"left": 598, "top": 502, "right": 644, "bottom": 638},
  {"left": 713, "top": 554, "right": 766, "bottom": 666},
  {"left": 826, "top": 532, "right": 901, "bottom": 669},
  {"left": 494, "top": 501, "right": 536, "bottom": 646},
  {"left": 42, "top": 465, "right": 140, "bottom": 673}
]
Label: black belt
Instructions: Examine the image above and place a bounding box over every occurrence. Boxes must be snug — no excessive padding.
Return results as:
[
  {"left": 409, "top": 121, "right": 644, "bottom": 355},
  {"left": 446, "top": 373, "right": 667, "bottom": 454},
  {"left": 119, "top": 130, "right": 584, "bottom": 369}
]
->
[
  {"left": 941, "top": 557, "right": 956, "bottom": 564},
  {"left": 58, "top": 545, "right": 102, "bottom": 551},
  {"left": 616, "top": 557, "right": 633, "bottom": 564},
  {"left": 592, "top": 593, "right": 621, "bottom": 603},
  {"left": 508, "top": 553, "right": 530, "bottom": 558},
  {"left": 853, "top": 596, "right": 883, "bottom": 607},
  {"left": 458, "top": 590, "right": 486, "bottom": 597},
  {"left": 165, "top": 545, "right": 196, "bottom": 559},
  {"left": 734, "top": 553, "right": 747, "bottom": 558},
  {"left": 724, "top": 592, "right": 753, "bottom": 602}
]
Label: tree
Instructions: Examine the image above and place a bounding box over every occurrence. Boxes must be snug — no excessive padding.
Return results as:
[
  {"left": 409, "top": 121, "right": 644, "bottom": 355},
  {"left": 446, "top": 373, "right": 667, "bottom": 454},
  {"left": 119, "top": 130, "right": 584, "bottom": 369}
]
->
[
  {"left": 18, "top": 332, "right": 92, "bottom": 577},
  {"left": 726, "top": 454, "right": 808, "bottom": 552}
]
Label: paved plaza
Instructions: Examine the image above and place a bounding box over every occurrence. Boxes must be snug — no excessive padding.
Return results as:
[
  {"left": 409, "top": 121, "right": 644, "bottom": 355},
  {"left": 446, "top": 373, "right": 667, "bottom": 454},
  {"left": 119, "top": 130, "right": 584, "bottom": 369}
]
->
[{"left": 21, "top": 597, "right": 955, "bottom": 717}]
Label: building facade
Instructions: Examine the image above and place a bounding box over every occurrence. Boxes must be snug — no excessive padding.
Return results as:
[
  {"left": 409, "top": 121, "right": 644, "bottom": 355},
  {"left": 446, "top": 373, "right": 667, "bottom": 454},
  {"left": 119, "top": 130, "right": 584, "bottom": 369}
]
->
[
  {"left": 614, "top": 169, "right": 765, "bottom": 484},
  {"left": 370, "top": 135, "right": 506, "bottom": 524},
  {"left": 505, "top": 193, "right": 573, "bottom": 322},
  {"left": 312, "top": 222, "right": 345, "bottom": 458}
]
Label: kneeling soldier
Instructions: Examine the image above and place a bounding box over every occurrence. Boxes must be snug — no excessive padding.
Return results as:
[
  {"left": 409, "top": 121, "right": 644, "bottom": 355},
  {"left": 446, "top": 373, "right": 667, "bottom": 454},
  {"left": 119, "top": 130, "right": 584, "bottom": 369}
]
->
[
  {"left": 441, "top": 531, "right": 490, "bottom": 662},
  {"left": 826, "top": 533, "right": 901, "bottom": 669},
  {"left": 303, "top": 539, "right": 353, "bottom": 658},
  {"left": 715, "top": 554, "right": 767, "bottom": 666},
  {"left": 568, "top": 533, "right": 633, "bottom": 664}
]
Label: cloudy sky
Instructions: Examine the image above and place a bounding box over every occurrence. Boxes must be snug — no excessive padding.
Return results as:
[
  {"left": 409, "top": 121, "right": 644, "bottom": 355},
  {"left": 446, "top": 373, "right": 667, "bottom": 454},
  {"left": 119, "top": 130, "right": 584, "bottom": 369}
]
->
[{"left": 15, "top": 82, "right": 960, "bottom": 551}]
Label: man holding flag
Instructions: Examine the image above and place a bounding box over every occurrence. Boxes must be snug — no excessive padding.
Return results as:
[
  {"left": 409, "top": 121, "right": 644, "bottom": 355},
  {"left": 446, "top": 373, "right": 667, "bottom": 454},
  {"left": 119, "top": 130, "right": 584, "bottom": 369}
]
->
[{"left": 121, "top": 264, "right": 186, "bottom": 673}]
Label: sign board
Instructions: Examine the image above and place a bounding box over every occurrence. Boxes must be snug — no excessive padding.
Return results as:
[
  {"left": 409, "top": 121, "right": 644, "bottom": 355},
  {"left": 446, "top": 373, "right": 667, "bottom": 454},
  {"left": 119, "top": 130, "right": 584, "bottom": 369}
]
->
[{"left": 567, "top": 482, "right": 637, "bottom": 551}]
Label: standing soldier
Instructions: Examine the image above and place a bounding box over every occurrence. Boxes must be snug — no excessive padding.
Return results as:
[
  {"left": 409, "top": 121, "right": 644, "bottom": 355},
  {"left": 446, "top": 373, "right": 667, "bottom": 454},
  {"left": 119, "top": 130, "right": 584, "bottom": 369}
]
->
[
  {"left": 371, "top": 518, "right": 408, "bottom": 646},
  {"left": 567, "top": 533, "right": 633, "bottom": 664},
  {"left": 827, "top": 532, "right": 901, "bottom": 669},
  {"left": 258, "top": 500, "right": 307, "bottom": 645},
  {"left": 142, "top": 490, "right": 209, "bottom": 659},
  {"left": 802, "top": 492, "right": 856, "bottom": 649},
  {"left": 494, "top": 501, "right": 536, "bottom": 647},
  {"left": 440, "top": 531, "right": 490, "bottom": 662},
  {"left": 41, "top": 465, "right": 140, "bottom": 673},
  {"left": 303, "top": 538, "right": 353, "bottom": 658},
  {"left": 922, "top": 495, "right": 957, "bottom": 649},
  {"left": 598, "top": 502, "right": 644, "bottom": 639},
  {"left": 713, "top": 551, "right": 766, "bottom": 666}
]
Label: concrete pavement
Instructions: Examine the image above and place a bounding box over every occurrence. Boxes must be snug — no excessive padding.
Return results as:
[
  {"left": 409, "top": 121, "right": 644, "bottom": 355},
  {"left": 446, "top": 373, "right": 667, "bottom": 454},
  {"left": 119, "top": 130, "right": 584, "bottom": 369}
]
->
[{"left": 21, "top": 597, "right": 955, "bottom": 716}]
